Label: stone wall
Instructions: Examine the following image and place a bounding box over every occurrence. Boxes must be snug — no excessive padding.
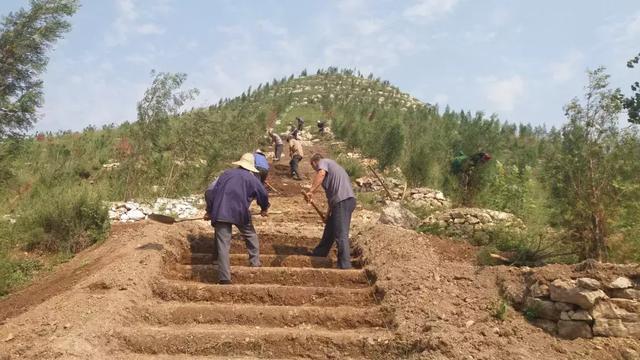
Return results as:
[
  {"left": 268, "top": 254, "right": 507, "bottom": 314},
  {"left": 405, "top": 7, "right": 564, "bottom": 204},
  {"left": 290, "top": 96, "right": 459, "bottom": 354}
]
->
[
  {"left": 421, "top": 207, "right": 523, "bottom": 239},
  {"left": 108, "top": 195, "right": 203, "bottom": 222},
  {"left": 520, "top": 273, "right": 640, "bottom": 339}
]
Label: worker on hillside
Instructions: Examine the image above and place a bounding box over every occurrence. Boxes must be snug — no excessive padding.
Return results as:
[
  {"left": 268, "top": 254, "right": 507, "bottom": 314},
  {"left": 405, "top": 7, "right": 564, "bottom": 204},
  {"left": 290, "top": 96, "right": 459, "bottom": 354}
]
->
[
  {"left": 254, "top": 149, "right": 269, "bottom": 184},
  {"left": 305, "top": 153, "right": 356, "bottom": 269},
  {"left": 204, "top": 153, "right": 269, "bottom": 284},
  {"left": 289, "top": 124, "right": 300, "bottom": 140},
  {"left": 451, "top": 150, "right": 492, "bottom": 205},
  {"left": 296, "top": 116, "right": 305, "bottom": 131},
  {"left": 288, "top": 135, "right": 304, "bottom": 180},
  {"left": 268, "top": 129, "right": 283, "bottom": 161},
  {"left": 317, "top": 120, "right": 326, "bottom": 135}
]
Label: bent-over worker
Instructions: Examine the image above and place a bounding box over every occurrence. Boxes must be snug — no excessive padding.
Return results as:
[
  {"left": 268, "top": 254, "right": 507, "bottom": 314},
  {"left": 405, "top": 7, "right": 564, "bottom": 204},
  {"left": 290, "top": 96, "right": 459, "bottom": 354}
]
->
[
  {"left": 305, "top": 153, "right": 356, "bottom": 269},
  {"left": 204, "top": 153, "right": 269, "bottom": 284}
]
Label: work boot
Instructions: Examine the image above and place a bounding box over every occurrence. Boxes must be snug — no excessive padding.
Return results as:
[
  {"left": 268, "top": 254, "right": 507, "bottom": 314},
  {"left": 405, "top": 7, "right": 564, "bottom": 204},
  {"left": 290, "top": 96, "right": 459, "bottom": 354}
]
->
[
  {"left": 293, "top": 174, "right": 302, "bottom": 181},
  {"left": 218, "top": 280, "right": 232, "bottom": 285}
]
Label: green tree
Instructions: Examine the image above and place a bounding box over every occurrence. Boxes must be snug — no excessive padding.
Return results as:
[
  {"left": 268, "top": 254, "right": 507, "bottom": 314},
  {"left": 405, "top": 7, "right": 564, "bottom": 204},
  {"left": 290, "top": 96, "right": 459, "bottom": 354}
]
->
[
  {"left": 135, "top": 70, "right": 199, "bottom": 149},
  {"left": 545, "top": 67, "right": 626, "bottom": 260},
  {"left": 624, "top": 52, "right": 640, "bottom": 124},
  {"left": 0, "top": 0, "right": 79, "bottom": 138}
]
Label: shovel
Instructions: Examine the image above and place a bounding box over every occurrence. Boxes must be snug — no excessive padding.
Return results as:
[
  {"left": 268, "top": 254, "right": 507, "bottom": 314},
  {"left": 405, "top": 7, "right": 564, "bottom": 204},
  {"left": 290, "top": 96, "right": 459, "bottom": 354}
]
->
[
  {"left": 149, "top": 210, "right": 284, "bottom": 225},
  {"left": 148, "top": 213, "right": 203, "bottom": 224}
]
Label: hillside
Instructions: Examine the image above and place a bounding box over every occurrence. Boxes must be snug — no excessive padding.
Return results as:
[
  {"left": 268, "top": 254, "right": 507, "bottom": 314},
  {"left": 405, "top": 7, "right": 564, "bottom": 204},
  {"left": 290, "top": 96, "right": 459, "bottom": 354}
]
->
[{"left": 1, "top": 66, "right": 640, "bottom": 297}]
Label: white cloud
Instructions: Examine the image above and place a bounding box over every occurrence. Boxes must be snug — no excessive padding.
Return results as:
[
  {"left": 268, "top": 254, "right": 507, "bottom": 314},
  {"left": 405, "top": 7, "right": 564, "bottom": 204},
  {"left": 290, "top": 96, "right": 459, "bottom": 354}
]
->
[
  {"left": 136, "top": 23, "right": 165, "bottom": 35},
  {"left": 105, "top": 0, "right": 165, "bottom": 47},
  {"left": 257, "top": 20, "right": 288, "bottom": 37},
  {"left": 549, "top": 50, "right": 584, "bottom": 83},
  {"left": 403, "top": 0, "right": 458, "bottom": 22},
  {"left": 484, "top": 75, "right": 525, "bottom": 112},
  {"left": 354, "top": 19, "right": 384, "bottom": 35}
]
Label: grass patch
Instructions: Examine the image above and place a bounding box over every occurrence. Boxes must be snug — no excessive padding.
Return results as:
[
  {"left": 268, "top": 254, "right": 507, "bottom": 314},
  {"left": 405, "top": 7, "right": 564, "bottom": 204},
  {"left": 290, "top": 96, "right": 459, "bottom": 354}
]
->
[
  {"left": 492, "top": 298, "right": 509, "bottom": 321},
  {"left": 13, "top": 185, "right": 111, "bottom": 253},
  {"left": 0, "top": 256, "right": 43, "bottom": 296}
]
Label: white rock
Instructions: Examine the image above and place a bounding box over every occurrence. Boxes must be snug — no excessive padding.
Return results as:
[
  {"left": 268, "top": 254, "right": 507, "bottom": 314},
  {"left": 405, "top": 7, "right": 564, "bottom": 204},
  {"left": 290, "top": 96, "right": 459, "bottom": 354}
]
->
[
  {"left": 108, "top": 210, "right": 118, "bottom": 220},
  {"left": 119, "top": 213, "right": 129, "bottom": 221},
  {"left": 125, "top": 202, "right": 138, "bottom": 211},
  {"left": 609, "top": 277, "right": 634, "bottom": 289},
  {"left": 127, "top": 209, "right": 145, "bottom": 221}
]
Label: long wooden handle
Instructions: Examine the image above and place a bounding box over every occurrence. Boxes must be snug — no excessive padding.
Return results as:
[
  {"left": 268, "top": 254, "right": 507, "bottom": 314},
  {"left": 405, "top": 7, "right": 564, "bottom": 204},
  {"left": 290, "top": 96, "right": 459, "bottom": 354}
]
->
[
  {"left": 367, "top": 165, "right": 394, "bottom": 200},
  {"left": 301, "top": 190, "right": 326, "bottom": 223}
]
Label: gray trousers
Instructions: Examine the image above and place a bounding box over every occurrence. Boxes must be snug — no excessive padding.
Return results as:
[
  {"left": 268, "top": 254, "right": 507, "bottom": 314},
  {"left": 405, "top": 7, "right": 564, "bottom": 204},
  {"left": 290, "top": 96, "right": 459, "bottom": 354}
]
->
[
  {"left": 214, "top": 221, "right": 261, "bottom": 282},
  {"left": 312, "top": 197, "right": 356, "bottom": 269}
]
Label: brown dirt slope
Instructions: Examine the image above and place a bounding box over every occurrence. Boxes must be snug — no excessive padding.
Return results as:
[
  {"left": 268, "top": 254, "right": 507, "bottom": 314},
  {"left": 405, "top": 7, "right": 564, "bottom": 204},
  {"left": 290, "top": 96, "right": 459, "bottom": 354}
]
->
[{"left": 0, "top": 142, "right": 638, "bottom": 359}]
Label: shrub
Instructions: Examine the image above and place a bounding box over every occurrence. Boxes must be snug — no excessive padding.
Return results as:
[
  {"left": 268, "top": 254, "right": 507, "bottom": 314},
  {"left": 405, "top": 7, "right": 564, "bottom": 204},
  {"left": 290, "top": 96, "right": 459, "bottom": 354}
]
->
[
  {"left": 476, "top": 226, "right": 577, "bottom": 266},
  {"left": 335, "top": 154, "right": 365, "bottom": 179},
  {"left": 15, "top": 185, "right": 110, "bottom": 253}
]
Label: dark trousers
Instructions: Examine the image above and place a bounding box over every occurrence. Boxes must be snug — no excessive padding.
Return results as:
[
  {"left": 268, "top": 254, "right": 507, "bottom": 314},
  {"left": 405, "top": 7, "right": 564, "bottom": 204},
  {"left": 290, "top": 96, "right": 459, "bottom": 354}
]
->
[
  {"left": 274, "top": 144, "right": 283, "bottom": 161},
  {"left": 214, "top": 221, "right": 261, "bottom": 282},
  {"left": 290, "top": 154, "right": 302, "bottom": 177},
  {"left": 312, "top": 197, "right": 356, "bottom": 269}
]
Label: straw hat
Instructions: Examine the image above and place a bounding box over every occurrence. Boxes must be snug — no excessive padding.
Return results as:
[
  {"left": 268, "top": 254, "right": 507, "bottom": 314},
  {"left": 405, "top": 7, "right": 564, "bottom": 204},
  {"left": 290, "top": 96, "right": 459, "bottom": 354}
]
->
[{"left": 232, "top": 153, "right": 259, "bottom": 173}]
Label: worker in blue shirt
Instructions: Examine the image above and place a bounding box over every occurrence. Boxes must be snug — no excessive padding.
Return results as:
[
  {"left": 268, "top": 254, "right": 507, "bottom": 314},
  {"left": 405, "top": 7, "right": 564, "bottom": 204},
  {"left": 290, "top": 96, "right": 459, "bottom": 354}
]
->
[
  {"left": 254, "top": 149, "right": 269, "bottom": 184},
  {"left": 204, "top": 153, "right": 270, "bottom": 284}
]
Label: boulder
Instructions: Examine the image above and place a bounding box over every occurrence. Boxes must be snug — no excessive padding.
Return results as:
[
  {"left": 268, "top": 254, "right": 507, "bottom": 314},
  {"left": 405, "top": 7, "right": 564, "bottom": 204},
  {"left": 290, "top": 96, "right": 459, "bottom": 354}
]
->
[
  {"left": 378, "top": 202, "right": 419, "bottom": 229},
  {"left": 592, "top": 299, "right": 640, "bottom": 338},
  {"left": 531, "top": 318, "right": 557, "bottom": 334},
  {"left": 569, "top": 310, "right": 593, "bottom": 321},
  {"left": 127, "top": 209, "right": 146, "bottom": 221},
  {"left": 557, "top": 320, "right": 593, "bottom": 339},
  {"left": 108, "top": 210, "right": 119, "bottom": 220},
  {"left": 577, "top": 278, "right": 602, "bottom": 291},
  {"left": 609, "top": 277, "right": 634, "bottom": 289},
  {"left": 611, "top": 289, "right": 640, "bottom": 301},
  {"left": 549, "top": 279, "right": 608, "bottom": 309},
  {"left": 530, "top": 283, "right": 550, "bottom": 298},
  {"left": 525, "top": 297, "right": 561, "bottom": 320}
]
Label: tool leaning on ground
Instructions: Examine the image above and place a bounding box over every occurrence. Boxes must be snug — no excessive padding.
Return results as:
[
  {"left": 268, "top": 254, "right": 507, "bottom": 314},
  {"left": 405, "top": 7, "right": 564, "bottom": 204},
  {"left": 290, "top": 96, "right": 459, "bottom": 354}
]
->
[
  {"left": 301, "top": 190, "right": 326, "bottom": 223},
  {"left": 149, "top": 210, "right": 282, "bottom": 224}
]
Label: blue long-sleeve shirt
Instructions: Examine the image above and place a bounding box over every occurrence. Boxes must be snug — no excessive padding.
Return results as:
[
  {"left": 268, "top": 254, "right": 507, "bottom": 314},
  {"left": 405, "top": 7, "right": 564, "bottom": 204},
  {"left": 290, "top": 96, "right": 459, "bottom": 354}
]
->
[
  {"left": 254, "top": 152, "right": 269, "bottom": 170},
  {"left": 204, "top": 168, "right": 270, "bottom": 225}
]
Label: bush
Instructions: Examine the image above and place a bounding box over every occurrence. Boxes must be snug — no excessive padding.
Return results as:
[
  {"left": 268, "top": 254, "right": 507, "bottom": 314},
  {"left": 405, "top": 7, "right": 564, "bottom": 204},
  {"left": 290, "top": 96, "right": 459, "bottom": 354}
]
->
[
  {"left": 335, "top": 154, "right": 365, "bottom": 179},
  {"left": 15, "top": 185, "right": 110, "bottom": 253},
  {"left": 476, "top": 226, "right": 577, "bottom": 266}
]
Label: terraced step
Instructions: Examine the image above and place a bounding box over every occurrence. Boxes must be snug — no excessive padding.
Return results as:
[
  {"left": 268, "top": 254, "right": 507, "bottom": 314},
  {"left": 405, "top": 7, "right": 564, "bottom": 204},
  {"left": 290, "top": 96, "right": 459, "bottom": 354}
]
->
[
  {"left": 153, "top": 279, "right": 378, "bottom": 307},
  {"left": 182, "top": 253, "right": 362, "bottom": 268},
  {"left": 168, "top": 265, "right": 370, "bottom": 288},
  {"left": 134, "top": 303, "right": 390, "bottom": 329},
  {"left": 117, "top": 325, "right": 397, "bottom": 359},
  {"left": 187, "top": 234, "right": 320, "bottom": 254}
]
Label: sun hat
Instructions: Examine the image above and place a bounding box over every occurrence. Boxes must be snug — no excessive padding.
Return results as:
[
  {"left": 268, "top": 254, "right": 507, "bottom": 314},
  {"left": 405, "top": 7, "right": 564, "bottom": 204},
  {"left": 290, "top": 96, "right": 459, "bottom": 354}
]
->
[{"left": 232, "top": 153, "right": 259, "bottom": 173}]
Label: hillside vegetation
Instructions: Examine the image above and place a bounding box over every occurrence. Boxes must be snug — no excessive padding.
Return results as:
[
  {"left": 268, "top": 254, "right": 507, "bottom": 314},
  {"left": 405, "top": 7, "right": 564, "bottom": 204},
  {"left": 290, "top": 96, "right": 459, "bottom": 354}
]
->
[{"left": 1, "top": 67, "right": 639, "bottom": 295}]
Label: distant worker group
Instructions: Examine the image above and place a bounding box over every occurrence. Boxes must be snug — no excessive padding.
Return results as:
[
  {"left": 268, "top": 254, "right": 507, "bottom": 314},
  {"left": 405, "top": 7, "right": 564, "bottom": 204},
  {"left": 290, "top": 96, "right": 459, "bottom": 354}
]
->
[{"left": 204, "top": 116, "right": 355, "bottom": 284}]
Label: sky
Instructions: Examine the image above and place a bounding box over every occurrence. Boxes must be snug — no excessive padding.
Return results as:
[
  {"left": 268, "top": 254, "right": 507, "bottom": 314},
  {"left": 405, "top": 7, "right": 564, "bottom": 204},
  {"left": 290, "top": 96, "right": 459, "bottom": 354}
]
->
[{"left": 2, "top": 0, "right": 640, "bottom": 132}]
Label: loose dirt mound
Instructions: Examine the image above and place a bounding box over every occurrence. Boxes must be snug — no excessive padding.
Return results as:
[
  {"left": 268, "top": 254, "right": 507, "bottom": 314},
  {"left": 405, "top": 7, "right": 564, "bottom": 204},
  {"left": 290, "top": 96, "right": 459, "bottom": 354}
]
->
[{"left": 1, "top": 143, "right": 639, "bottom": 359}]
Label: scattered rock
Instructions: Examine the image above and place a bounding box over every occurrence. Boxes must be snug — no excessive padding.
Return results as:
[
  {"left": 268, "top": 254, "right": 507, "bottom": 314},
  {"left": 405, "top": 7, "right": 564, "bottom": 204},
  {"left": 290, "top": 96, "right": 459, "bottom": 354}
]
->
[
  {"left": 549, "top": 279, "right": 608, "bottom": 309},
  {"left": 127, "top": 209, "right": 145, "bottom": 221},
  {"left": 530, "top": 282, "right": 550, "bottom": 298},
  {"left": 609, "top": 277, "right": 634, "bottom": 290},
  {"left": 558, "top": 320, "right": 593, "bottom": 339},
  {"left": 611, "top": 288, "right": 640, "bottom": 301},
  {"left": 577, "top": 278, "right": 602, "bottom": 291},
  {"left": 378, "top": 202, "right": 419, "bottom": 229}
]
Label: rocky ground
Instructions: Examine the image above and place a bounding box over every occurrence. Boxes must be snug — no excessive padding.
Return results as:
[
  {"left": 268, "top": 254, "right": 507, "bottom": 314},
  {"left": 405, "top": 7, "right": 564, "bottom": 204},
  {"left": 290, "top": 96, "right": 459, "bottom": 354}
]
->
[{"left": 1, "top": 142, "right": 639, "bottom": 359}]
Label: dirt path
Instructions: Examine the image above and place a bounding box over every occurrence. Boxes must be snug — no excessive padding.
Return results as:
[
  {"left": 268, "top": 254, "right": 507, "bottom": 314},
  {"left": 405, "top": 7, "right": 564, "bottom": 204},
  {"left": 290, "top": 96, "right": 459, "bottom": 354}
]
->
[{"left": 1, "top": 141, "right": 639, "bottom": 359}]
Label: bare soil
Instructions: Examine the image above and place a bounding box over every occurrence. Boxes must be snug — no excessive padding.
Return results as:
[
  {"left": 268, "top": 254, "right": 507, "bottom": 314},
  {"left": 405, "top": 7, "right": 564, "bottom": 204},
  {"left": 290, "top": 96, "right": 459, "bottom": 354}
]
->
[{"left": 0, "top": 143, "right": 638, "bottom": 359}]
